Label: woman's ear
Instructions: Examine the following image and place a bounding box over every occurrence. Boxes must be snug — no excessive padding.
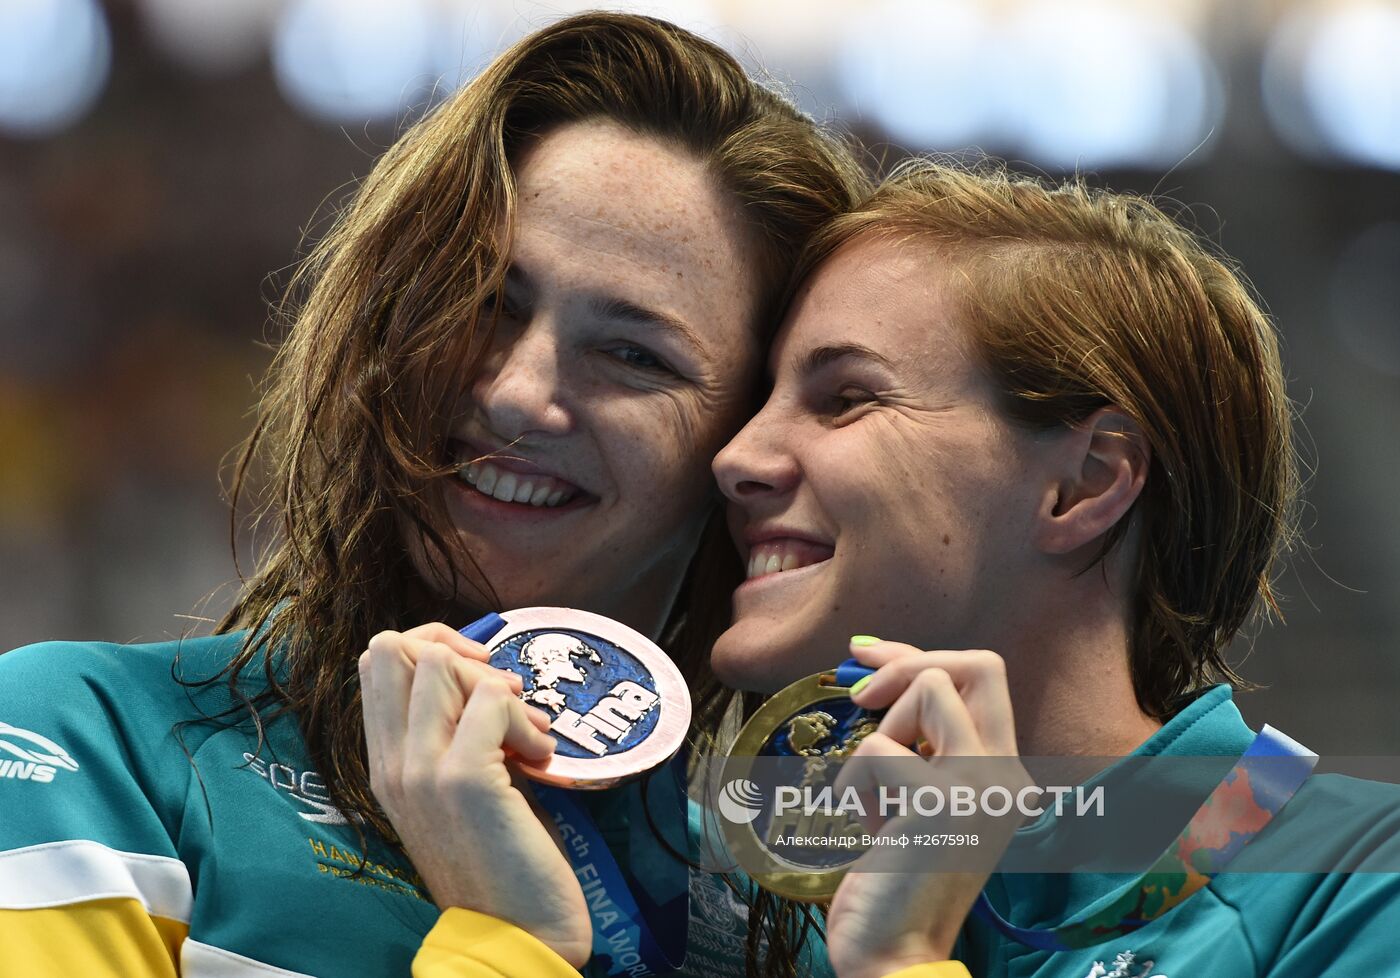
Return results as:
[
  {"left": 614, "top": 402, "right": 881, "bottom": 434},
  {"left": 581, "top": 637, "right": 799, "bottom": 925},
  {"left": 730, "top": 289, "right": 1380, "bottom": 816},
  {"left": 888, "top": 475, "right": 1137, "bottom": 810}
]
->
[{"left": 1035, "top": 406, "right": 1150, "bottom": 555}]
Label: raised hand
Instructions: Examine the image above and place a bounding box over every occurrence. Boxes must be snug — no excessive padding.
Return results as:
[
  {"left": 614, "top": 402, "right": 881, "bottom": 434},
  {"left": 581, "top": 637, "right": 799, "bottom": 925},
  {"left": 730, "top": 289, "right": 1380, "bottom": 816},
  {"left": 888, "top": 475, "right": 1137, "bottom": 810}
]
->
[
  {"left": 359, "top": 623, "right": 592, "bottom": 967},
  {"left": 826, "top": 638, "right": 1027, "bottom": 978}
]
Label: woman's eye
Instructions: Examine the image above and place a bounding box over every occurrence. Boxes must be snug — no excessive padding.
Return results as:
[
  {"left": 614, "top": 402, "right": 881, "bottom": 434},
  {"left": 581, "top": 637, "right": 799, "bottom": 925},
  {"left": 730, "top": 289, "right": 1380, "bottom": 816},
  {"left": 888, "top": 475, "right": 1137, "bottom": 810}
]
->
[
  {"left": 481, "top": 292, "right": 524, "bottom": 320},
  {"left": 829, "top": 387, "right": 876, "bottom": 417},
  {"left": 608, "top": 344, "right": 673, "bottom": 374}
]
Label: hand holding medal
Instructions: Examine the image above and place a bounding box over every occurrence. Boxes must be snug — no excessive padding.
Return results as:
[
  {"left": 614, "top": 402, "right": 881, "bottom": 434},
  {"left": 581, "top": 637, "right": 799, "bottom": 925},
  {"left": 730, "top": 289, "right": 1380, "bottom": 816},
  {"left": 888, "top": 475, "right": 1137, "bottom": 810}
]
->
[
  {"left": 358, "top": 621, "right": 591, "bottom": 967},
  {"left": 720, "top": 635, "right": 1027, "bottom": 978},
  {"left": 824, "top": 638, "right": 1026, "bottom": 978},
  {"left": 462, "top": 607, "right": 694, "bottom": 977},
  {"left": 361, "top": 609, "right": 693, "bottom": 978}
]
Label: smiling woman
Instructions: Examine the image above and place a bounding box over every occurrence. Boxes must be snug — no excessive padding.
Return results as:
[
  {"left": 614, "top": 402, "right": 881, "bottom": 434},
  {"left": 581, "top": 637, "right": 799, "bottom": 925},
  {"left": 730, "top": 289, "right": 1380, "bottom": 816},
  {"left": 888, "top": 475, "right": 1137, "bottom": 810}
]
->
[
  {"left": 713, "top": 236, "right": 1047, "bottom": 695},
  {"left": 0, "top": 12, "right": 868, "bottom": 978},
  {"left": 429, "top": 119, "right": 763, "bottom": 634},
  {"left": 709, "top": 159, "right": 1400, "bottom": 978}
]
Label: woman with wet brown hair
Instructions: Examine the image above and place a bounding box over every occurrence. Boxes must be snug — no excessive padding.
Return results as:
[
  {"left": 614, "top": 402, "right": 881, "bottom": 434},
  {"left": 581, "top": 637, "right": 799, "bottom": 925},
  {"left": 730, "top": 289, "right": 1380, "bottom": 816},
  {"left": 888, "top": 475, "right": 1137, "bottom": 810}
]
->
[
  {"left": 709, "top": 159, "right": 1397, "bottom": 978},
  {"left": 0, "top": 13, "right": 867, "bottom": 978}
]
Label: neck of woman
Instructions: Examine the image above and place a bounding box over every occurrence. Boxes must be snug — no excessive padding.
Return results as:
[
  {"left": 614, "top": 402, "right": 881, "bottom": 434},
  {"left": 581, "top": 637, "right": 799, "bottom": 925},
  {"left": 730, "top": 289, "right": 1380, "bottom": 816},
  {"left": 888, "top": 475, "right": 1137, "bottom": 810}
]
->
[{"left": 1006, "top": 619, "right": 1162, "bottom": 759}]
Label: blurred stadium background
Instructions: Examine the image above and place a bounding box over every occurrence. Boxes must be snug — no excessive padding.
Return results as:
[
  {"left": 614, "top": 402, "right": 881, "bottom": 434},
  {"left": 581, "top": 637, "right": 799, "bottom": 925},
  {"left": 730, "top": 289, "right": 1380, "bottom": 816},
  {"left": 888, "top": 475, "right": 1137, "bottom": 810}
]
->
[{"left": 1, "top": 0, "right": 1396, "bottom": 752}]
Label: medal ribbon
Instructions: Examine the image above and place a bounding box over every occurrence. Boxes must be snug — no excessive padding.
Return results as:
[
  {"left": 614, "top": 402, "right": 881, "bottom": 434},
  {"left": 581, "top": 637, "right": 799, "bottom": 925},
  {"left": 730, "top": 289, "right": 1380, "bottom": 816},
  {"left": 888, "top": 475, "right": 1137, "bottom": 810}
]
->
[
  {"left": 971, "top": 724, "right": 1318, "bottom": 951},
  {"left": 535, "top": 777, "right": 690, "bottom": 977},
  {"left": 461, "top": 614, "right": 690, "bottom": 977},
  {"left": 827, "top": 660, "right": 1318, "bottom": 951}
]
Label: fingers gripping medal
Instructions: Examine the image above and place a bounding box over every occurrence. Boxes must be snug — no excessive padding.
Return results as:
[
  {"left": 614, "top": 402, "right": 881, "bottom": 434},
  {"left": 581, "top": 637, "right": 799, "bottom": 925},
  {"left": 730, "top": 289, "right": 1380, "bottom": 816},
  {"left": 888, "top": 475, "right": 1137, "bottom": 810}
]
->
[
  {"left": 720, "top": 659, "right": 881, "bottom": 902},
  {"left": 461, "top": 609, "right": 693, "bottom": 977},
  {"left": 461, "top": 608, "right": 691, "bottom": 789}
]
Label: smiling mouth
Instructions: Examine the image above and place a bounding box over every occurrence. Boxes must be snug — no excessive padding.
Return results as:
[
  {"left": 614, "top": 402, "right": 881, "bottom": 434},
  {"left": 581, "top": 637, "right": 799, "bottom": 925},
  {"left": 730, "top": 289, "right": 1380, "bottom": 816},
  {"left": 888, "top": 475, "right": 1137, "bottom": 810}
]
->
[
  {"left": 744, "top": 538, "right": 834, "bottom": 581},
  {"left": 456, "top": 460, "right": 583, "bottom": 508}
]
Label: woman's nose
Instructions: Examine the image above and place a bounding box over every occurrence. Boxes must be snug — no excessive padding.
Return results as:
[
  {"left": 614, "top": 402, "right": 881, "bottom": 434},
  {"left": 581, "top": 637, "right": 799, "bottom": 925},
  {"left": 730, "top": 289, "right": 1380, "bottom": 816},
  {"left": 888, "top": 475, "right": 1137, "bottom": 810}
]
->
[
  {"left": 713, "top": 409, "right": 801, "bottom": 504},
  {"left": 470, "top": 321, "right": 572, "bottom": 441}
]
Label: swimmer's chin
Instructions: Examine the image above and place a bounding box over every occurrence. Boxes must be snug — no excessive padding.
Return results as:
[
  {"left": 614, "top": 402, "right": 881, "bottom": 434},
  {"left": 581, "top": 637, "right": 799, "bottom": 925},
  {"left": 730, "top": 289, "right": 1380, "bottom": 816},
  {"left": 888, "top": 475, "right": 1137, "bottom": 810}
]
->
[{"left": 709, "top": 631, "right": 798, "bottom": 696}]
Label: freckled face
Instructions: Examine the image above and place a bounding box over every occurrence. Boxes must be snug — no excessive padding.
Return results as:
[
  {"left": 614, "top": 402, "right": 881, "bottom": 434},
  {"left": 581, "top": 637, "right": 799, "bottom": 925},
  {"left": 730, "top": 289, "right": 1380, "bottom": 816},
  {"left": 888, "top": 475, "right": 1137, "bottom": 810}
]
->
[
  {"left": 711, "top": 237, "right": 1048, "bottom": 692},
  {"left": 436, "top": 120, "right": 762, "bottom": 628}
]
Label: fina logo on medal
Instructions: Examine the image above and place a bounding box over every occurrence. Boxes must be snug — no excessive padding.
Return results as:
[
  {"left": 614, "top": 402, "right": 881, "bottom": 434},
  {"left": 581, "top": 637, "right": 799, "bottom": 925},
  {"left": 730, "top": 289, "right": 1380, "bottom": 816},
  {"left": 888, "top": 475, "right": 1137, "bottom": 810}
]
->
[
  {"left": 475, "top": 607, "right": 691, "bottom": 789},
  {"left": 514, "top": 631, "right": 660, "bottom": 757}
]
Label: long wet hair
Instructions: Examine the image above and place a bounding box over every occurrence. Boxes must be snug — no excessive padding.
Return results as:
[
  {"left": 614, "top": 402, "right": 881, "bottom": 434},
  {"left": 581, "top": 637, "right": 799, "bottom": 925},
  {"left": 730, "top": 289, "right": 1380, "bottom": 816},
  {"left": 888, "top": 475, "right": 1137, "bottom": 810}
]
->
[{"left": 210, "top": 12, "right": 868, "bottom": 978}]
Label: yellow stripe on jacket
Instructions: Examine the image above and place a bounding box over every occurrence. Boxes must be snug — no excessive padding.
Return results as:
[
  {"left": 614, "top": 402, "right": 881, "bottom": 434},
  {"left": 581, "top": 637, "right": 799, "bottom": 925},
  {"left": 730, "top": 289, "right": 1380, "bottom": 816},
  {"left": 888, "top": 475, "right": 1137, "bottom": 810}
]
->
[
  {"left": 0, "top": 898, "right": 187, "bottom": 977},
  {"left": 414, "top": 907, "right": 581, "bottom": 977},
  {"left": 882, "top": 963, "right": 973, "bottom": 978},
  {"left": 1, "top": 888, "right": 971, "bottom": 978}
]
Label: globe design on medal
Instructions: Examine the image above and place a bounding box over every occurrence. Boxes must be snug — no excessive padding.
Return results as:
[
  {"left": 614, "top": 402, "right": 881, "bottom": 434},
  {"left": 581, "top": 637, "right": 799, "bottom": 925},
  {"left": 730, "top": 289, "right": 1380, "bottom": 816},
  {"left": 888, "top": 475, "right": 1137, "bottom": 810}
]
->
[
  {"left": 517, "top": 633, "right": 602, "bottom": 713},
  {"left": 489, "top": 628, "right": 662, "bottom": 760},
  {"left": 785, "top": 709, "right": 879, "bottom": 788},
  {"left": 760, "top": 698, "right": 880, "bottom": 765},
  {"left": 732, "top": 697, "right": 882, "bottom": 873}
]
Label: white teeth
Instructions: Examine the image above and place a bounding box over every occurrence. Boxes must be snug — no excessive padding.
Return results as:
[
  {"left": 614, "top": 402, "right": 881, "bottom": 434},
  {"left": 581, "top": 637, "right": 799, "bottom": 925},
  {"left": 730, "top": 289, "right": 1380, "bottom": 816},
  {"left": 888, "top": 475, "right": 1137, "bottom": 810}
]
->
[
  {"left": 475, "top": 465, "right": 498, "bottom": 495},
  {"left": 492, "top": 472, "right": 518, "bottom": 502},
  {"left": 745, "top": 540, "right": 833, "bottom": 581},
  {"left": 455, "top": 460, "right": 579, "bottom": 508}
]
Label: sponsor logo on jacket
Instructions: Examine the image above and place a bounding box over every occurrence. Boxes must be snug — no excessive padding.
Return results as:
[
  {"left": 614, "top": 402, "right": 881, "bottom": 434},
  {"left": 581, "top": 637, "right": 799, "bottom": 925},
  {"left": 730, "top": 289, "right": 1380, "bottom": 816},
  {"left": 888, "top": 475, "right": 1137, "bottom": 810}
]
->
[
  {"left": 0, "top": 721, "right": 79, "bottom": 784},
  {"left": 242, "top": 752, "right": 355, "bottom": 824}
]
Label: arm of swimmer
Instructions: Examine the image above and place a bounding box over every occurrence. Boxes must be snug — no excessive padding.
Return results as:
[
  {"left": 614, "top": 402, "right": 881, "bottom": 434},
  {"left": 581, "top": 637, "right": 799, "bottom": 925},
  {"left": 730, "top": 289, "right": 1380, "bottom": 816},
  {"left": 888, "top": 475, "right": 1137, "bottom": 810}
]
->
[{"left": 413, "top": 908, "right": 582, "bottom": 978}]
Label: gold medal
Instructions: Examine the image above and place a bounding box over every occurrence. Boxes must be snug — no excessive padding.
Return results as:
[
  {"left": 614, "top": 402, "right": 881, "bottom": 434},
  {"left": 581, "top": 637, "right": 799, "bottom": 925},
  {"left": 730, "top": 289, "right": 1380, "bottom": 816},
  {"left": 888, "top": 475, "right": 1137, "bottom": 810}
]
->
[{"left": 718, "top": 666, "right": 883, "bottom": 902}]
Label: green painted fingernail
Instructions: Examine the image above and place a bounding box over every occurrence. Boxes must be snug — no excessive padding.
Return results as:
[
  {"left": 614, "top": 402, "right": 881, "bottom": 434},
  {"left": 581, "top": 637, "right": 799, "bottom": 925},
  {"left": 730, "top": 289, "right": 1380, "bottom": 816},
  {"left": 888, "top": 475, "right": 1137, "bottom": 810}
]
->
[
  {"left": 850, "top": 635, "right": 881, "bottom": 647},
  {"left": 850, "top": 675, "right": 873, "bottom": 696}
]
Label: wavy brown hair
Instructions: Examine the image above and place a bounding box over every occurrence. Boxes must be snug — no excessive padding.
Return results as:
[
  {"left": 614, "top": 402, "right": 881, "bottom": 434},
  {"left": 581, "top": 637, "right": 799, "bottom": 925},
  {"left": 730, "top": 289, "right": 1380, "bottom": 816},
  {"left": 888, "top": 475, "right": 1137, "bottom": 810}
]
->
[
  {"left": 793, "top": 159, "right": 1299, "bottom": 720},
  {"left": 208, "top": 12, "right": 867, "bottom": 978}
]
